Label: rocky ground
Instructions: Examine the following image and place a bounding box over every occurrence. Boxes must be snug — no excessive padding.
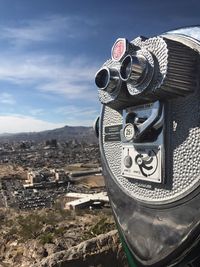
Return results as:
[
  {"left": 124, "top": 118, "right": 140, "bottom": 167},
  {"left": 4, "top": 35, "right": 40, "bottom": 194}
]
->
[
  {"left": 33, "top": 230, "right": 128, "bottom": 267},
  {"left": 0, "top": 207, "right": 129, "bottom": 267}
]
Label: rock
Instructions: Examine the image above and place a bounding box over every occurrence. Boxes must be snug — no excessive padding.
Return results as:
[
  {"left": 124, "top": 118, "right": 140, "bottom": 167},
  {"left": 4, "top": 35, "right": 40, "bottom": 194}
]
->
[
  {"left": 36, "top": 246, "right": 48, "bottom": 258},
  {"left": 42, "top": 225, "right": 55, "bottom": 233},
  {"left": 44, "top": 243, "right": 58, "bottom": 255},
  {"left": 32, "top": 230, "right": 128, "bottom": 267}
]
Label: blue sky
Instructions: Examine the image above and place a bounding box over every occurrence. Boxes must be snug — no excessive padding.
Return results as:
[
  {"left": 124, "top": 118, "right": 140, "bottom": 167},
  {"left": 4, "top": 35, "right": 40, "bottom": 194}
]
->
[{"left": 0, "top": 0, "right": 199, "bottom": 133}]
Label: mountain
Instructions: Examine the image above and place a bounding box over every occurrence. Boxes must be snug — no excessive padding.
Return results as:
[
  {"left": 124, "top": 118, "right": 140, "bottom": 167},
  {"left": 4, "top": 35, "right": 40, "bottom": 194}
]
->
[{"left": 0, "top": 125, "right": 98, "bottom": 144}]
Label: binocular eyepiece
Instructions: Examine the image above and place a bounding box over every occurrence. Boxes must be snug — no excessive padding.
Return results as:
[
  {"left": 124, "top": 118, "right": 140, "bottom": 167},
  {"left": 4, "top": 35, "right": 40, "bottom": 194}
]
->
[
  {"left": 95, "top": 66, "right": 120, "bottom": 93},
  {"left": 120, "top": 54, "right": 148, "bottom": 83},
  {"left": 95, "top": 53, "right": 149, "bottom": 91},
  {"left": 95, "top": 36, "right": 198, "bottom": 109}
]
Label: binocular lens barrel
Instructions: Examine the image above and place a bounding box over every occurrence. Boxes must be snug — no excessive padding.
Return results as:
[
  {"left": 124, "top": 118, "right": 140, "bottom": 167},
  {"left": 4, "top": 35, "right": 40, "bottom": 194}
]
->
[
  {"left": 120, "top": 55, "right": 132, "bottom": 81},
  {"left": 95, "top": 67, "right": 110, "bottom": 90},
  {"left": 120, "top": 55, "right": 148, "bottom": 84},
  {"left": 95, "top": 67, "right": 120, "bottom": 93}
]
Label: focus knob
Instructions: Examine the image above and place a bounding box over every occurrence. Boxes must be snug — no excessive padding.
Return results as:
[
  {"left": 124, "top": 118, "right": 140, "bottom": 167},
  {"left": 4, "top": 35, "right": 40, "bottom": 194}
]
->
[{"left": 124, "top": 155, "right": 133, "bottom": 168}]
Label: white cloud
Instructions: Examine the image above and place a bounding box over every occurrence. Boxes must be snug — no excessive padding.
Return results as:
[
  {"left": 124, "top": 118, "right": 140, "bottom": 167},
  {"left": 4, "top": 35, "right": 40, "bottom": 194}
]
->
[
  {"left": 28, "top": 108, "right": 44, "bottom": 116},
  {"left": 0, "top": 15, "right": 96, "bottom": 44},
  {"left": 0, "top": 93, "right": 15, "bottom": 105},
  {"left": 0, "top": 54, "right": 98, "bottom": 100},
  {"left": 0, "top": 15, "right": 100, "bottom": 126},
  {"left": 53, "top": 105, "right": 99, "bottom": 127},
  {"left": 0, "top": 114, "right": 65, "bottom": 133},
  {"left": 61, "top": 118, "right": 95, "bottom": 127},
  {"left": 0, "top": 112, "right": 96, "bottom": 133},
  {"left": 55, "top": 105, "right": 99, "bottom": 117}
]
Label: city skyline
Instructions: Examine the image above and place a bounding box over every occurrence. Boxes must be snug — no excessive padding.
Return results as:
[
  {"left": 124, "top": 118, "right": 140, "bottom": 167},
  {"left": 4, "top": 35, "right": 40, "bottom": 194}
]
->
[{"left": 0, "top": 0, "right": 199, "bottom": 133}]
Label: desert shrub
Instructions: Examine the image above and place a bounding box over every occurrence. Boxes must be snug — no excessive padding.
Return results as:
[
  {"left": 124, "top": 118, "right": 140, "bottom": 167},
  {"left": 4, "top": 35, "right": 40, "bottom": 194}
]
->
[
  {"left": 17, "top": 213, "right": 43, "bottom": 240},
  {"left": 8, "top": 226, "right": 18, "bottom": 236},
  {"left": 39, "top": 233, "right": 54, "bottom": 245},
  {"left": 54, "top": 226, "right": 66, "bottom": 236},
  {"left": 82, "top": 217, "right": 115, "bottom": 240},
  {"left": 4, "top": 218, "right": 13, "bottom": 227},
  {"left": 41, "top": 211, "right": 57, "bottom": 226},
  {"left": 54, "top": 200, "right": 75, "bottom": 220}
]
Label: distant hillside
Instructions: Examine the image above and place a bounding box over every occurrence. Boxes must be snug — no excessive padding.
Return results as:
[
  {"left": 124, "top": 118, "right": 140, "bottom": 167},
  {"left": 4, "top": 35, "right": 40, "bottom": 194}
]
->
[{"left": 0, "top": 125, "right": 98, "bottom": 144}]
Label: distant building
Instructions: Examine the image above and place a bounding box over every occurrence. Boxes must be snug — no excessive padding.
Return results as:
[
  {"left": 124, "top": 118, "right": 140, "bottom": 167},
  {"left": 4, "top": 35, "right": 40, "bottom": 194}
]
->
[
  {"left": 25, "top": 168, "right": 68, "bottom": 187},
  {"left": 64, "top": 192, "right": 109, "bottom": 210},
  {"left": 26, "top": 171, "right": 43, "bottom": 185}
]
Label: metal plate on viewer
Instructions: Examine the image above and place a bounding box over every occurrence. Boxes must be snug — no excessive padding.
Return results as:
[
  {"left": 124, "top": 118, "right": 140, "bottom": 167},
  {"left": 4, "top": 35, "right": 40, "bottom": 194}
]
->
[{"left": 121, "top": 145, "right": 163, "bottom": 183}]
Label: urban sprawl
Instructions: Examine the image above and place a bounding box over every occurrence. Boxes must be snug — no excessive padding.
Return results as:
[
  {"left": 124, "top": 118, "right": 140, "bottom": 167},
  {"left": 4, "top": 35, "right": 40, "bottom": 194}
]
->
[{"left": 0, "top": 139, "right": 105, "bottom": 211}]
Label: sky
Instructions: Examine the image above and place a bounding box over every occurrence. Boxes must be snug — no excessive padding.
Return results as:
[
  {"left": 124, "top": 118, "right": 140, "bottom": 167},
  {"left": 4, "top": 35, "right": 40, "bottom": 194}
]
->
[{"left": 0, "top": 0, "right": 199, "bottom": 133}]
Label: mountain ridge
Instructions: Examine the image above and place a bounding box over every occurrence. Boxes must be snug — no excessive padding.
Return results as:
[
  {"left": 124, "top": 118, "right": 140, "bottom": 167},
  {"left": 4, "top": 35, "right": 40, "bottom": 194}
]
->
[{"left": 0, "top": 125, "right": 98, "bottom": 143}]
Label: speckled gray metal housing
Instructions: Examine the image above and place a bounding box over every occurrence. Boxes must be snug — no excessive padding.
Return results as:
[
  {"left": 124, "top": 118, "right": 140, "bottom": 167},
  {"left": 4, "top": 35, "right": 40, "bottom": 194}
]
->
[
  {"left": 99, "top": 26, "right": 200, "bottom": 266},
  {"left": 102, "top": 33, "right": 200, "bottom": 204}
]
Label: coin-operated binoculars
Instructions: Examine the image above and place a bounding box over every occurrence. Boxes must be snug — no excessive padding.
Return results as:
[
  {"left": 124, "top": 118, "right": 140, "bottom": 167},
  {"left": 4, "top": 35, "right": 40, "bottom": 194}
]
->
[{"left": 94, "top": 26, "right": 200, "bottom": 267}]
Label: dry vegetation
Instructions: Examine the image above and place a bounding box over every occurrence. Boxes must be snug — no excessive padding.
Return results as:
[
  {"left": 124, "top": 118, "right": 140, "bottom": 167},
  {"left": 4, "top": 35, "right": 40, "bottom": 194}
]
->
[{"left": 0, "top": 204, "right": 116, "bottom": 266}]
